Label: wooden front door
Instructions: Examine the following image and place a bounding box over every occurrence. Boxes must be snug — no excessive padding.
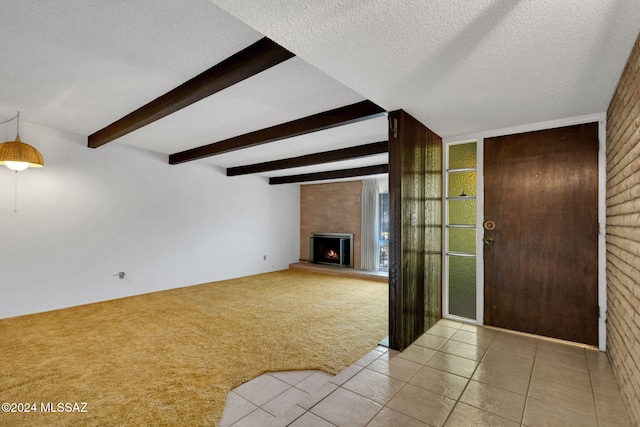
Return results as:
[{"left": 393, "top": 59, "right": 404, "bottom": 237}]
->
[{"left": 483, "top": 123, "right": 599, "bottom": 345}]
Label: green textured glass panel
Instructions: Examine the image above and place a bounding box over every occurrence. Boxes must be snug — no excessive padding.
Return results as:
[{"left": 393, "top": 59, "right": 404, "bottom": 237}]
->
[
  {"left": 448, "top": 255, "right": 476, "bottom": 319},
  {"left": 448, "top": 171, "right": 477, "bottom": 197},
  {"left": 448, "top": 228, "right": 476, "bottom": 254},
  {"left": 449, "top": 142, "right": 477, "bottom": 169},
  {"left": 448, "top": 199, "right": 476, "bottom": 225}
]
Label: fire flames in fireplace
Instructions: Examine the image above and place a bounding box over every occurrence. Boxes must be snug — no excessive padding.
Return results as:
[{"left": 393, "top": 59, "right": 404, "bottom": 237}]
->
[{"left": 325, "top": 249, "right": 339, "bottom": 260}]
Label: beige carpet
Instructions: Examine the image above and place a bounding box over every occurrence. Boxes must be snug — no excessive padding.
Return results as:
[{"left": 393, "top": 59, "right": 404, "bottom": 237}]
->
[{"left": 0, "top": 270, "right": 388, "bottom": 426}]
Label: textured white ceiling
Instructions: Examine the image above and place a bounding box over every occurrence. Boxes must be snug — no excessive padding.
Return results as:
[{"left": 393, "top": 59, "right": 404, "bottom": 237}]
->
[
  {"left": 0, "top": 0, "right": 262, "bottom": 134},
  {"left": 212, "top": 0, "right": 640, "bottom": 138},
  {"left": 1, "top": 0, "right": 638, "bottom": 182}
]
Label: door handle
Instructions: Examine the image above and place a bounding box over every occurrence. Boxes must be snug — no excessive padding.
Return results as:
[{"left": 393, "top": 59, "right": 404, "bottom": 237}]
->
[
  {"left": 483, "top": 220, "right": 496, "bottom": 230},
  {"left": 484, "top": 237, "right": 494, "bottom": 245}
]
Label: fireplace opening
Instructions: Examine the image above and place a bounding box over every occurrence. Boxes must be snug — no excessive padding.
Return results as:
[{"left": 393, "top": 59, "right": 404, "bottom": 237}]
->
[{"left": 310, "top": 233, "right": 353, "bottom": 268}]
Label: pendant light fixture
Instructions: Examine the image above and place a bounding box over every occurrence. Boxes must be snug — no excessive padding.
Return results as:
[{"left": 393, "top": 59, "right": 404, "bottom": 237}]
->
[
  {"left": 0, "top": 111, "right": 44, "bottom": 212},
  {"left": 0, "top": 111, "right": 45, "bottom": 171}
]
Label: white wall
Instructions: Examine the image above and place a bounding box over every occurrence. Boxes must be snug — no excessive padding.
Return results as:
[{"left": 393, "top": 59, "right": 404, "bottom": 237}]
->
[{"left": 0, "top": 123, "right": 300, "bottom": 319}]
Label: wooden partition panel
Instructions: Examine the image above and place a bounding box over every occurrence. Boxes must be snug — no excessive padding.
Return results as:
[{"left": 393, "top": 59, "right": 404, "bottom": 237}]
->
[{"left": 388, "top": 110, "right": 442, "bottom": 351}]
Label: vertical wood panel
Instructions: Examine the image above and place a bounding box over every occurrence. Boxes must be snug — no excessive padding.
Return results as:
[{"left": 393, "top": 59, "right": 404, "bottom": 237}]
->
[
  {"left": 403, "top": 113, "right": 425, "bottom": 341},
  {"left": 388, "top": 110, "right": 442, "bottom": 351},
  {"left": 424, "top": 131, "right": 443, "bottom": 330},
  {"left": 388, "top": 113, "right": 403, "bottom": 350}
]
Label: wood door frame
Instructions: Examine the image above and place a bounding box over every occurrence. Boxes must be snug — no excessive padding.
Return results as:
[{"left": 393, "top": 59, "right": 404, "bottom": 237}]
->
[{"left": 442, "top": 113, "right": 607, "bottom": 351}]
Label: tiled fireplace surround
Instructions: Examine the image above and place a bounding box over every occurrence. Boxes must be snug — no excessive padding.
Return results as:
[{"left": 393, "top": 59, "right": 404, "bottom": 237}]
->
[{"left": 300, "top": 181, "right": 363, "bottom": 270}]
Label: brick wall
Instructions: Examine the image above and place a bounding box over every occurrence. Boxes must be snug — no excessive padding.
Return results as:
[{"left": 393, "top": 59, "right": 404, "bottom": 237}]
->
[
  {"left": 606, "top": 32, "right": 640, "bottom": 426},
  {"left": 300, "top": 181, "right": 362, "bottom": 269}
]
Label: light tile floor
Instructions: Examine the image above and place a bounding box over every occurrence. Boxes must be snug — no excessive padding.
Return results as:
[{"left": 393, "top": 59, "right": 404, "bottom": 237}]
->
[{"left": 220, "top": 320, "right": 632, "bottom": 426}]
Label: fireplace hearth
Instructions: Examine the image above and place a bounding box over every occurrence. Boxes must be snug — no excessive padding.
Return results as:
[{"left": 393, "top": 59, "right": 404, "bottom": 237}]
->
[{"left": 310, "top": 233, "right": 353, "bottom": 268}]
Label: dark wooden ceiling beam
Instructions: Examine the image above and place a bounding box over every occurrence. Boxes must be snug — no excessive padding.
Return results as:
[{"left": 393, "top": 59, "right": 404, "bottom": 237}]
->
[
  {"left": 226, "top": 140, "right": 388, "bottom": 176},
  {"left": 88, "top": 37, "right": 295, "bottom": 148},
  {"left": 169, "top": 100, "right": 386, "bottom": 165},
  {"left": 269, "top": 164, "right": 388, "bottom": 185}
]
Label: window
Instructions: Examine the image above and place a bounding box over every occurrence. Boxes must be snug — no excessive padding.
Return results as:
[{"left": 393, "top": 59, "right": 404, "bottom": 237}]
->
[
  {"left": 378, "top": 192, "right": 389, "bottom": 271},
  {"left": 444, "top": 142, "right": 478, "bottom": 321}
]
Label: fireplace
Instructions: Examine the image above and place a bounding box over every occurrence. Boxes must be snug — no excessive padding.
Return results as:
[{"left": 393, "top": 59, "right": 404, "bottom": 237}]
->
[{"left": 310, "top": 233, "right": 353, "bottom": 268}]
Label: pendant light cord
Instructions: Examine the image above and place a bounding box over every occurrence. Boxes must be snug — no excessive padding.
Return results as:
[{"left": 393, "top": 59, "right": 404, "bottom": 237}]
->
[
  {"left": 1, "top": 112, "right": 20, "bottom": 143},
  {"left": 0, "top": 113, "right": 19, "bottom": 126},
  {"left": 1, "top": 114, "right": 20, "bottom": 212},
  {"left": 14, "top": 170, "right": 18, "bottom": 213}
]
